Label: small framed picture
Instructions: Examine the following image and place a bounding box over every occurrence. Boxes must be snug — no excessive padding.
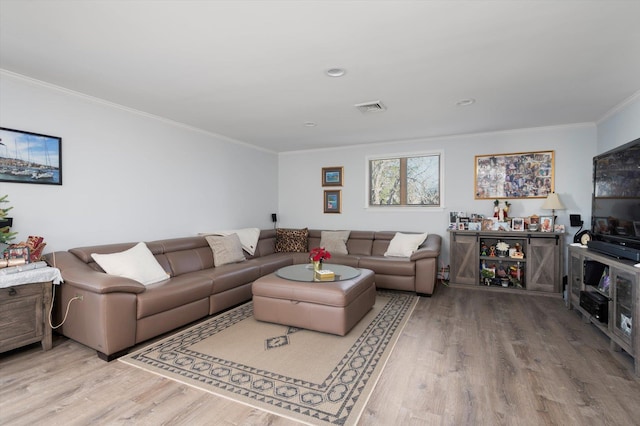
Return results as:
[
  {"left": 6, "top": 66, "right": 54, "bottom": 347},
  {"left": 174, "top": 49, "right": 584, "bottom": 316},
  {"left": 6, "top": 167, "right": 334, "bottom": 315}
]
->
[
  {"left": 324, "top": 190, "right": 341, "bottom": 213},
  {"left": 481, "top": 218, "right": 495, "bottom": 231},
  {"left": 540, "top": 216, "right": 554, "bottom": 232},
  {"left": 322, "top": 166, "right": 343, "bottom": 186},
  {"left": 496, "top": 222, "right": 510, "bottom": 231},
  {"left": 595, "top": 217, "right": 610, "bottom": 234},
  {"left": 468, "top": 222, "right": 481, "bottom": 231},
  {"left": 457, "top": 222, "right": 466, "bottom": 230},
  {"left": 3, "top": 246, "right": 30, "bottom": 266},
  {"left": 511, "top": 217, "right": 524, "bottom": 231},
  {"left": 554, "top": 224, "right": 565, "bottom": 233}
]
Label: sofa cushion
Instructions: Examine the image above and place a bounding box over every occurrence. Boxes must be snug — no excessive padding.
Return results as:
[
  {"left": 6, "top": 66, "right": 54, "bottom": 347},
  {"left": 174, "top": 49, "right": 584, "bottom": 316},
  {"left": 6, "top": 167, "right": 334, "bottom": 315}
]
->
[
  {"left": 346, "top": 231, "right": 375, "bottom": 255},
  {"left": 384, "top": 232, "right": 428, "bottom": 257},
  {"left": 359, "top": 256, "right": 416, "bottom": 275},
  {"left": 320, "top": 230, "right": 350, "bottom": 255},
  {"left": 136, "top": 273, "right": 213, "bottom": 318},
  {"left": 206, "top": 234, "right": 246, "bottom": 267},
  {"left": 91, "top": 242, "right": 169, "bottom": 285},
  {"left": 275, "top": 228, "right": 309, "bottom": 253},
  {"left": 199, "top": 262, "right": 262, "bottom": 294}
]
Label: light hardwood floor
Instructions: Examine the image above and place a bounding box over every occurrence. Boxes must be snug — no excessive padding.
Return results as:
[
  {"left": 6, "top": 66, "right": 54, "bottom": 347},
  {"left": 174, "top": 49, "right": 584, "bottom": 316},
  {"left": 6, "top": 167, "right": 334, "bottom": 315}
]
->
[{"left": 1, "top": 285, "right": 639, "bottom": 425}]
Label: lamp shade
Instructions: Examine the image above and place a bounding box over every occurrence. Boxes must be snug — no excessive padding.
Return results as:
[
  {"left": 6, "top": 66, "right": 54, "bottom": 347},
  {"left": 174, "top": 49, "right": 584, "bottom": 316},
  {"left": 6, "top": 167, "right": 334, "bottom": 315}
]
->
[{"left": 541, "top": 193, "right": 565, "bottom": 211}]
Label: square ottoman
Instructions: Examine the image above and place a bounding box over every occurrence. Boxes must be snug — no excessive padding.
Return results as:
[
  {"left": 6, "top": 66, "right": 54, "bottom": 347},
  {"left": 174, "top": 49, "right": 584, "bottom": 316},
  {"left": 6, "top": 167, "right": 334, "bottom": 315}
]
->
[{"left": 252, "top": 268, "right": 376, "bottom": 336}]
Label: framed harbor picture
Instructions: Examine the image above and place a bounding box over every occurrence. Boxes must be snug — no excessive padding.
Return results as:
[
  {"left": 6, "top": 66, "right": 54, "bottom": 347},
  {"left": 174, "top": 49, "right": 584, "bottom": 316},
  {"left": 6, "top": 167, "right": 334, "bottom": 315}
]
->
[
  {"left": 474, "top": 151, "right": 553, "bottom": 199},
  {"left": 0, "top": 127, "right": 62, "bottom": 185}
]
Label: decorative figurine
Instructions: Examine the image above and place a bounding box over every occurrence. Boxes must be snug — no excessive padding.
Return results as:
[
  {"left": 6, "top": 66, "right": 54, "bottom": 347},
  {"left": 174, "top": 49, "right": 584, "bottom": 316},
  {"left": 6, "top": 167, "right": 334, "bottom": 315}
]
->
[{"left": 493, "top": 199, "right": 511, "bottom": 221}]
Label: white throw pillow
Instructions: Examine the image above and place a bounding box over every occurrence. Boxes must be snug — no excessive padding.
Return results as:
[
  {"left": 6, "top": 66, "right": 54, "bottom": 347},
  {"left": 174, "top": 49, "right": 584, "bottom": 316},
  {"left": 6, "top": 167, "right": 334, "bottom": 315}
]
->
[
  {"left": 206, "top": 234, "right": 247, "bottom": 267},
  {"left": 320, "top": 230, "right": 350, "bottom": 255},
  {"left": 91, "top": 242, "right": 169, "bottom": 285},
  {"left": 384, "top": 232, "right": 428, "bottom": 257}
]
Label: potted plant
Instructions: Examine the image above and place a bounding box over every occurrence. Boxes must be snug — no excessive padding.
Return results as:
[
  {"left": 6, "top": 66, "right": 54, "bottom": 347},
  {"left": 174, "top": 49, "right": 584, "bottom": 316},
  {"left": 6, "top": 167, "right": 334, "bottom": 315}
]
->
[
  {"left": 1, "top": 195, "right": 17, "bottom": 252},
  {"left": 481, "top": 267, "right": 495, "bottom": 286}
]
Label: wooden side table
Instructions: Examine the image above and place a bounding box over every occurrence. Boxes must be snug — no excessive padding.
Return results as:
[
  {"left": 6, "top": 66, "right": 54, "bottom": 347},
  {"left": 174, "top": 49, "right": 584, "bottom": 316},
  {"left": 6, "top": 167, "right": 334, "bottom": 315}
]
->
[{"left": 0, "top": 280, "right": 53, "bottom": 353}]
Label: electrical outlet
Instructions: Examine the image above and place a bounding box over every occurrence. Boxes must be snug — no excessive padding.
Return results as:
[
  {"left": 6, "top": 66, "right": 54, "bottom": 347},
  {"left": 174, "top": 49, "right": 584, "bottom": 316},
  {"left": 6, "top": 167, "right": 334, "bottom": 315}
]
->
[{"left": 75, "top": 293, "right": 83, "bottom": 301}]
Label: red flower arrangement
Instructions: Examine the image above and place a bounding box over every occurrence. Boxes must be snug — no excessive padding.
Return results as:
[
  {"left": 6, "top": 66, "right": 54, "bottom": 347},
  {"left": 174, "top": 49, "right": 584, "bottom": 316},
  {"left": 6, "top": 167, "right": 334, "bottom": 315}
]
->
[{"left": 309, "top": 247, "right": 331, "bottom": 262}]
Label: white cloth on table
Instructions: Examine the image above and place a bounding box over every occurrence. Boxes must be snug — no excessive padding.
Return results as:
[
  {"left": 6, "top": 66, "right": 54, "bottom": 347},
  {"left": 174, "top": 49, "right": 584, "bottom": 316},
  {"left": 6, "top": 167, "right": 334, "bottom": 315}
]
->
[{"left": 0, "top": 266, "right": 63, "bottom": 288}]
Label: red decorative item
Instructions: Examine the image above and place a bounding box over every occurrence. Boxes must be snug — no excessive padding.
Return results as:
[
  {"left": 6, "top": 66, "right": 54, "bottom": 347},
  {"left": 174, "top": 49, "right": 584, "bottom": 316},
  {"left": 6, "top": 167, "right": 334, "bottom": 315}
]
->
[{"left": 309, "top": 247, "right": 331, "bottom": 262}]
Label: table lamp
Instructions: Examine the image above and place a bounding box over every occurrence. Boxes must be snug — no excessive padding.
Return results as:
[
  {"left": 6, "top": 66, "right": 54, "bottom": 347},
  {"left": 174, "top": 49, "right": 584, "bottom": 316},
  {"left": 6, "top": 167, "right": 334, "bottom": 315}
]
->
[{"left": 541, "top": 192, "right": 565, "bottom": 220}]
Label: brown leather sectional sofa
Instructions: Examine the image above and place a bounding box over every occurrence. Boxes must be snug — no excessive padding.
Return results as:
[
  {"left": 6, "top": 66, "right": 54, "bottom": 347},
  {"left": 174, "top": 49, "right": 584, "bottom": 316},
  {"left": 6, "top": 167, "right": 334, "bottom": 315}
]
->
[{"left": 48, "top": 229, "right": 441, "bottom": 360}]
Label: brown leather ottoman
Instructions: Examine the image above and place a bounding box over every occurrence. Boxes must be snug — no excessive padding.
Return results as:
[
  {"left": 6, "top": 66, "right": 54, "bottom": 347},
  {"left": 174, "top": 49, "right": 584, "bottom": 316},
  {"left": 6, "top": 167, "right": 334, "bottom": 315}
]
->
[{"left": 252, "top": 268, "right": 376, "bottom": 336}]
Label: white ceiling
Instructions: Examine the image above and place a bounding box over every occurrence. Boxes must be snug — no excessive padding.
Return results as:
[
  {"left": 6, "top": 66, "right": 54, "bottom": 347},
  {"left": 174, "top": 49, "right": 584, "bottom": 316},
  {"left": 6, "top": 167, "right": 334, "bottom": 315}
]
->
[{"left": 1, "top": 0, "right": 639, "bottom": 153}]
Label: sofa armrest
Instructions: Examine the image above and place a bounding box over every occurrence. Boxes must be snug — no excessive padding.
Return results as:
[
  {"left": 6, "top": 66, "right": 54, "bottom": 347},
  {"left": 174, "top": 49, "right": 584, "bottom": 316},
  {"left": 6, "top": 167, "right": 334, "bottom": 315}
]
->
[
  {"left": 410, "top": 234, "right": 442, "bottom": 261},
  {"left": 47, "top": 251, "right": 146, "bottom": 294},
  {"left": 61, "top": 268, "right": 146, "bottom": 294}
]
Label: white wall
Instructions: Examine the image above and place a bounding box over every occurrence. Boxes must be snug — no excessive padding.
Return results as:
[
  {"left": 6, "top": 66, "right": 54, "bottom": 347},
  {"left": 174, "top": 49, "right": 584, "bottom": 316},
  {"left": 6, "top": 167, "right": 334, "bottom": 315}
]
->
[
  {"left": 597, "top": 92, "right": 640, "bottom": 153},
  {"left": 5, "top": 67, "right": 635, "bottom": 266},
  {"left": 0, "top": 72, "right": 279, "bottom": 251},
  {"left": 278, "top": 124, "right": 597, "bottom": 265}
]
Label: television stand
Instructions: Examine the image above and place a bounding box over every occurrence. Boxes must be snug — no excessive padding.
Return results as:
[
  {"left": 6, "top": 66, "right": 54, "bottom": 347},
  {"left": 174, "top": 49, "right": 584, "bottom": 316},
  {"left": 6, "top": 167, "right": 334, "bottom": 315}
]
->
[{"left": 568, "top": 245, "right": 640, "bottom": 376}]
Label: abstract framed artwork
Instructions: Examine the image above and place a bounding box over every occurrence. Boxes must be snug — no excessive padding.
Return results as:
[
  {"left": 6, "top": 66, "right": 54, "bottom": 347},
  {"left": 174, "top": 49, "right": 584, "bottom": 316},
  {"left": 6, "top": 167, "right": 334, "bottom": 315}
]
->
[
  {"left": 324, "top": 190, "right": 341, "bottom": 213},
  {"left": 0, "top": 127, "right": 62, "bottom": 185},
  {"left": 475, "top": 151, "right": 553, "bottom": 199},
  {"left": 322, "top": 166, "right": 343, "bottom": 186}
]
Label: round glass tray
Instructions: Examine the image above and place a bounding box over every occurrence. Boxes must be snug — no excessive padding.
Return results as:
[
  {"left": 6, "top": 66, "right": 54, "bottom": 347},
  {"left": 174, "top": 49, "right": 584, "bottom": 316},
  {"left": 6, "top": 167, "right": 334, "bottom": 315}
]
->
[{"left": 276, "top": 264, "right": 361, "bottom": 282}]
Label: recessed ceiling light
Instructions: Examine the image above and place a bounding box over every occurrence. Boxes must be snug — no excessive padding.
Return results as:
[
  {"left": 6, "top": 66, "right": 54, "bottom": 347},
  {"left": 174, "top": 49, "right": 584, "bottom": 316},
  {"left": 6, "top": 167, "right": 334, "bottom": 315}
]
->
[
  {"left": 456, "top": 98, "right": 476, "bottom": 107},
  {"left": 304, "top": 121, "right": 317, "bottom": 127},
  {"left": 326, "top": 68, "right": 346, "bottom": 77}
]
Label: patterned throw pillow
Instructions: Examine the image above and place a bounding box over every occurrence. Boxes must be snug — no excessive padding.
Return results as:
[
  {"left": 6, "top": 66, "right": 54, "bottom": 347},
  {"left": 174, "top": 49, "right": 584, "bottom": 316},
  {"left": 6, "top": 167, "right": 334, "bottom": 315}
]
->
[{"left": 275, "top": 228, "right": 309, "bottom": 253}]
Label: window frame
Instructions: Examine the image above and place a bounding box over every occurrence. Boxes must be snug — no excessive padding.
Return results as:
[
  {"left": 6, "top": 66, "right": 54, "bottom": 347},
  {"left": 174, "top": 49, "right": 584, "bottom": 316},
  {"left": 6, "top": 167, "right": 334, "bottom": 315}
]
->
[{"left": 365, "top": 150, "right": 445, "bottom": 210}]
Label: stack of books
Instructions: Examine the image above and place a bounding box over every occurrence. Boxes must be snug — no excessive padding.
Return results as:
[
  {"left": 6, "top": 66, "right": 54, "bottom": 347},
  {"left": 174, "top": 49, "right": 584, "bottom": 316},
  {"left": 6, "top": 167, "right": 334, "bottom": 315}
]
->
[{"left": 314, "top": 269, "right": 335, "bottom": 281}]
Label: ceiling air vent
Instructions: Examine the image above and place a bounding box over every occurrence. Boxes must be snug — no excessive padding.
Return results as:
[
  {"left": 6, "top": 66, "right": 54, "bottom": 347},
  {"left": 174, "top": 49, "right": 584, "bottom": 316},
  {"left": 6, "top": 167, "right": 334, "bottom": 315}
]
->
[{"left": 354, "top": 100, "right": 386, "bottom": 113}]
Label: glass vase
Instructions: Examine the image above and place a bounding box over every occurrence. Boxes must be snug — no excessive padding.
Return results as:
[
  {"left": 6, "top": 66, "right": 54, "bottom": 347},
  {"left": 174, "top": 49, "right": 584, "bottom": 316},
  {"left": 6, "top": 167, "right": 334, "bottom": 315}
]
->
[{"left": 313, "top": 260, "right": 322, "bottom": 272}]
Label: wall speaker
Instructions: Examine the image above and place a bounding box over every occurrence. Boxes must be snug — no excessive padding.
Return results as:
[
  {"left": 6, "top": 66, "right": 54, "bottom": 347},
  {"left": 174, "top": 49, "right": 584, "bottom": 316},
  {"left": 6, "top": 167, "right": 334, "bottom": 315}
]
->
[
  {"left": 271, "top": 213, "right": 277, "bottom": 223},
  {"left": 570, "top": 214, "right": 583, "bottom": 227}
]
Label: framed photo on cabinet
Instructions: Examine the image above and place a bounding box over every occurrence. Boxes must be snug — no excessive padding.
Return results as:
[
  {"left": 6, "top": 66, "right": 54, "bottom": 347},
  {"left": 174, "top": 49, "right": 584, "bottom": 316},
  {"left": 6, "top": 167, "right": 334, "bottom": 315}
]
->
[
  {"left": 540, "top": 216, "right": 554, "bottom": 232},
  {"left": 511, "top": 217, "right": 525, "bottom": 231}
]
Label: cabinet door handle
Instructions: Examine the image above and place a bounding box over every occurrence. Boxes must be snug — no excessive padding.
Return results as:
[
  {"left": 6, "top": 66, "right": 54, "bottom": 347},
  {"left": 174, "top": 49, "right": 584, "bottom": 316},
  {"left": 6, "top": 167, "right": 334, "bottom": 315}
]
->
[{"left": 8, "top": 287, "right": 17, "bottom": 296}]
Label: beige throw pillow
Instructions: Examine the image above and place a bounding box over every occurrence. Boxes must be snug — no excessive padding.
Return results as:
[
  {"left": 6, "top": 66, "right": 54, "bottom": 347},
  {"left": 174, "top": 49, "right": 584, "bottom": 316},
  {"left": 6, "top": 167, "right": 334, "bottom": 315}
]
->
[
  {"left": 319, "top": 230, "right": 350, "bottom": 255},
  {"left": 206, "top": 234, "right": 247, "bottom": 267},
  {"left": 91, "top": 242, "right": 169, "bottom": 285},
  {"left": 384, "top": 232, "right": 428, "bottom": 257},
  {"left": 201, "top": 227, "right": 260, "bottom": 255}
]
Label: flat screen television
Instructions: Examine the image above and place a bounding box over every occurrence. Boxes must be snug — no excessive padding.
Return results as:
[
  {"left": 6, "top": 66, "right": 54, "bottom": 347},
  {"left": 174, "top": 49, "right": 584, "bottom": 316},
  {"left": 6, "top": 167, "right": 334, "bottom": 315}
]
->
[{"left": 587, "top": 137, "right": 640, "bottom": 261}]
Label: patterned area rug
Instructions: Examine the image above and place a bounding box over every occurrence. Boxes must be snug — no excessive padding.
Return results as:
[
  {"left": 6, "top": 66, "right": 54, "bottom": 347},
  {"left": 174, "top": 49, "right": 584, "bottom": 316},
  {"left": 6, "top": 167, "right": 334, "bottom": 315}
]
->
[{"left": 120, "top": 291, "right": 418, "bottom": 425}]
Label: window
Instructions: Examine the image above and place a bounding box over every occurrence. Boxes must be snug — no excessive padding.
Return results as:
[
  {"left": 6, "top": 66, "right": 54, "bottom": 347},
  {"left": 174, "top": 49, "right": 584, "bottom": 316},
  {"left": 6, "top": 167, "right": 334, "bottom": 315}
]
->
[{"left": 368, "top": 152, "right": 442, "bottom": 207}]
